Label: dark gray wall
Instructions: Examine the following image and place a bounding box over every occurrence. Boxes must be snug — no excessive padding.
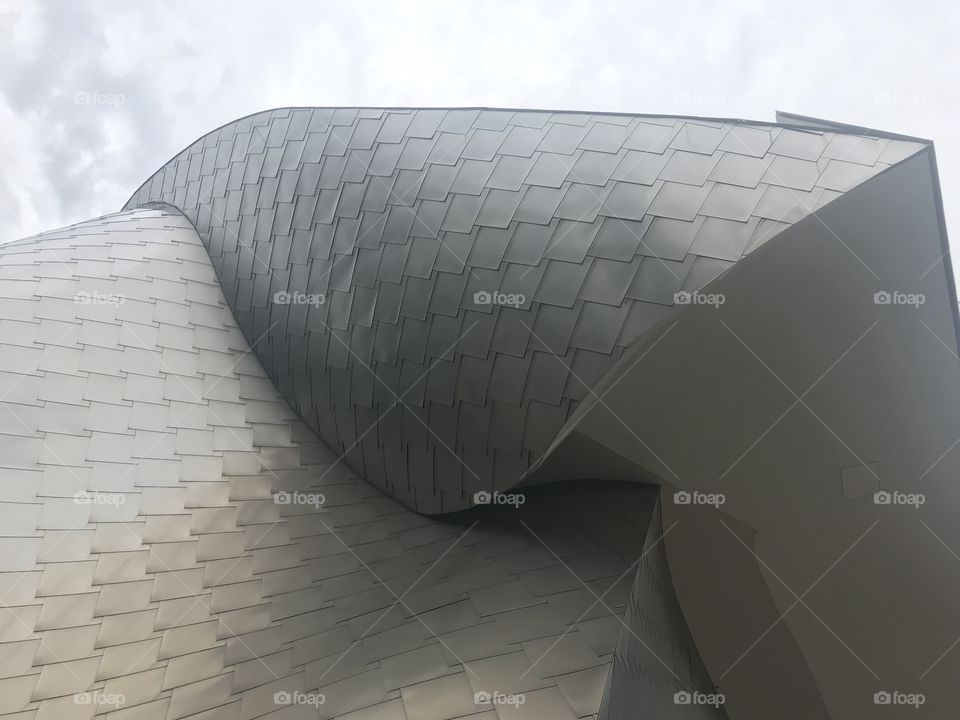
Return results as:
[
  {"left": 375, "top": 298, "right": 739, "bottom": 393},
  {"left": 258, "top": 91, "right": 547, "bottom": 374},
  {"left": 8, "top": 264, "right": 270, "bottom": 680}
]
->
[{"left": 600, "top": 498, "right": 728, "bottom": 720}]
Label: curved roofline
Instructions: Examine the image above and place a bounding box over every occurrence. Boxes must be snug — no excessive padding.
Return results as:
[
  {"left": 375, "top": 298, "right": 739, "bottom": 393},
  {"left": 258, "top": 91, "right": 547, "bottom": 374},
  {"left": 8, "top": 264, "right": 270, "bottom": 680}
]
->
[
  {"left": 124, "top": 105, "right": 931, "bottom": 208},
  {"left": 124, "top": 103, "right": 958, "bottom": 381}
]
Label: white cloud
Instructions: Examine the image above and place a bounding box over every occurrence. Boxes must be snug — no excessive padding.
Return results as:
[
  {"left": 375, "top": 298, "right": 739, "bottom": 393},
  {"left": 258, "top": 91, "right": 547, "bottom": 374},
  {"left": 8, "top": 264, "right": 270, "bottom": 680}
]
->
[
  {"left": 0, "top": 0, "right": 47, "bottom": 63},
  {"left": 1, "top": 0, "right": 959, "bottom": 259},
  {"left": 0, "top": 94, "right": 57, "bottom": 240}
]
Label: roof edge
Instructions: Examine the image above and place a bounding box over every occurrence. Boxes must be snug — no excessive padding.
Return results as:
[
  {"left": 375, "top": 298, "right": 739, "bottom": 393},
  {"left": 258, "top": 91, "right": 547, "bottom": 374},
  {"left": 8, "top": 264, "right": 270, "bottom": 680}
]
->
[
  {"left": 125, "top": 106, "right": 932, "bottom": 209},
  {"left": 775, "top": 111, "right": 934, "bottom": 144}
]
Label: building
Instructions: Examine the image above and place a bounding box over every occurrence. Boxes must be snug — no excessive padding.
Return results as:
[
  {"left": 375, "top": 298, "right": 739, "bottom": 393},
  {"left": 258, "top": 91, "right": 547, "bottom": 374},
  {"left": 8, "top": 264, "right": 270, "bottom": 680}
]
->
[{"left": 1, "top": 107, "right": 958, "bottom": 718}]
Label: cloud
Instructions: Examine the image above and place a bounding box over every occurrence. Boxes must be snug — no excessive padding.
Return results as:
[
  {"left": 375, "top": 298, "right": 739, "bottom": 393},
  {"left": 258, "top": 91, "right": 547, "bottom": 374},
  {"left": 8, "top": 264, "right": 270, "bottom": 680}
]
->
[{"left": 1, "top": 0, "right": 958, "bottom": 265}]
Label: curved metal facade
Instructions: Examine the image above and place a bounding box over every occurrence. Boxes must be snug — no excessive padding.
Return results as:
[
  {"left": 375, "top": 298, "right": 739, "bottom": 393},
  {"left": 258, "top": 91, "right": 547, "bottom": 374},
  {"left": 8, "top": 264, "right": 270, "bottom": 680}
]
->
[
  {"left": 4, "top": 107, "right": 955, "bottom": 720},
  {"left": 124, "top": 107, "right": 923, "bottom": 513},
  {"left": 0, "top": 208, "right": 720, "bottom": 719}
]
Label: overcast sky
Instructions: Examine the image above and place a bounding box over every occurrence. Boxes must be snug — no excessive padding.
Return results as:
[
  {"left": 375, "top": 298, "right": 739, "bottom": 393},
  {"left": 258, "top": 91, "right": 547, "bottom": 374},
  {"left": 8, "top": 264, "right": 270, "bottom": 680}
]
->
[{"left": 2, "top": 0, "right": 958, "bottom": 262}]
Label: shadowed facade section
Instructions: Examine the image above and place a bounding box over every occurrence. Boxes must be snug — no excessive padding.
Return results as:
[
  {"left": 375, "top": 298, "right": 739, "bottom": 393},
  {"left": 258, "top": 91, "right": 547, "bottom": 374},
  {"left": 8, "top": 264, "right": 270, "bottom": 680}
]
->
[{"left": 600, "top": 502, "right": 726, "bottom": 720}]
